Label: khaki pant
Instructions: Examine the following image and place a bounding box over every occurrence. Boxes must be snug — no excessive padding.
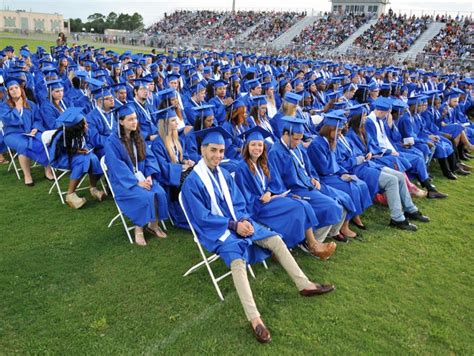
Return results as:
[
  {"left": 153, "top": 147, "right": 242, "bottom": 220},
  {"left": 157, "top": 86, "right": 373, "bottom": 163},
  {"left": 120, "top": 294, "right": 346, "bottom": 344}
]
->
[
  {"left": 314, "top": 209, "right": 347, "bottom": 242},
  {"left": 231, "top": 235, "right": 311, "bottom": 321}
]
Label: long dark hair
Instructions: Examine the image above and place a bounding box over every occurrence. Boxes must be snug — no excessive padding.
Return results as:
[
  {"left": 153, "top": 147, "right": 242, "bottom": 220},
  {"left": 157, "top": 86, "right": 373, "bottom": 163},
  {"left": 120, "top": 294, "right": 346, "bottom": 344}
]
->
[
  {"left": 53, "top": 119, "right": 86, "bottom": 164},
  {"left": 118, "top": 118, "right": 146, "bottom": 162},
  {"left": 318, "top": 125, "right": 337, "bottom": 151}
]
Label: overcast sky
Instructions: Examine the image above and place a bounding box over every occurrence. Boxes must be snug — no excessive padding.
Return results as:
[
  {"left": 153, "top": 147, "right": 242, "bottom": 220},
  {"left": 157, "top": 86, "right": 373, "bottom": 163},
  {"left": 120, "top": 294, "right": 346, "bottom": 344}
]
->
[{"left": 3, "top": 0, "right": 473, "bottom": 25}]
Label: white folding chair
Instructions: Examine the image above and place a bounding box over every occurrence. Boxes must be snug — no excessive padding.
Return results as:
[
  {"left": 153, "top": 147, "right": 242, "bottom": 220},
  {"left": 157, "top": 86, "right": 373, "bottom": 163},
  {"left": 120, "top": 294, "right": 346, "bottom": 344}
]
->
[
  {"left": 41, "top": 129, "right": 88, "bottom": 204},
  {"left": 179, "top": 192, "right": 257, "bottom": 301},
  {"left": 0, "top": 121, "right": 40, "bottom": 180},
  {"left": 100, "top": 156, "right": 134, "bottom": 244},
  {"left": 100, "top": 156, "right": 167, "bottom": 244}
]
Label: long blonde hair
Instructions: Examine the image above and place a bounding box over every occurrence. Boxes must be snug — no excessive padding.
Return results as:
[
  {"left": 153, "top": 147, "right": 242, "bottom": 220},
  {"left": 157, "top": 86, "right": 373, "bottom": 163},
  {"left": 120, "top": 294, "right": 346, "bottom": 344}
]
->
[{"left": 158, "top": 117, "right": 183, "bottom": 163}]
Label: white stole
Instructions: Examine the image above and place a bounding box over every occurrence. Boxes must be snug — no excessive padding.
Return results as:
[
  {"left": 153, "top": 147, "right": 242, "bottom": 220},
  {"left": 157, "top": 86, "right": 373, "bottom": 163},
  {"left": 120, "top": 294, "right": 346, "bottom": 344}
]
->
[
  {"left": 193, "top": 159, "right": 237, "bottom": 242},
  {"left": 367, "top": 112, "right": 396, "bottom": 152}
]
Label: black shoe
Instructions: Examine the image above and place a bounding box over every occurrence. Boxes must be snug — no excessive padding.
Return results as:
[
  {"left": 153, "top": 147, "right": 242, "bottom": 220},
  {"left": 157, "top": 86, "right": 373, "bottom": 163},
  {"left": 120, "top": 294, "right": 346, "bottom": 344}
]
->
[
  {"left": 331, "top": 233, "right": 348, "bottom": 243},
  {"left": 427, "top": 190, "right": 448, "bottom": 199},
  {"left": 24, "top": 181, "right": 35, "bottom": 187},
  {"left": 44, "top": 175, "right": 54, "bottom": 182},
  {"left": 389, "top": 219, "right": 418, "bottom": 231},
  {"left": 298, "top": 241, "right": 310, "bottom": 254},
  {"left": 444, "top": 172, "right": 458, "bottom": 180},
  {"left": 404, "top": 210, "right": 430, "bottom": 223},
  {"left": 350, "top": 218, "right": 367, "bottom": 230}
]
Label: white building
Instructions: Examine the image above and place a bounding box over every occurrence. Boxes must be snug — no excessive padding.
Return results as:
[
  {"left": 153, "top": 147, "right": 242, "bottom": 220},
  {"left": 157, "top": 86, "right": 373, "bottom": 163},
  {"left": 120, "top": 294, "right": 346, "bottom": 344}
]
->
[
  {"left": 331, "top": 0, "right": 389, "bottom": 16},
  {"left": 0, "top": 10, "right": 65, "bottom": 34}
]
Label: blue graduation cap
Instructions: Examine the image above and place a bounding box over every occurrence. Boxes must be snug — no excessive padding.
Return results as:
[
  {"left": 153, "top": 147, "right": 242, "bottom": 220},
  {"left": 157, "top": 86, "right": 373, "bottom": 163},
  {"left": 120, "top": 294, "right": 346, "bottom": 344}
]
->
[
  {"left": 322, "top": 110, "right": 347, "bottom": 128},
  {"left": 373, "top": 97, "right": 392, "bottom": 111},
  {"left": 166, "top": 73, "right": 180, "bottom": 82},
  {"left": 333, "top": 102, "right": 347, "bottom": 110},
  {"left": 407, "top": 95, "right": 427, "bottom": 106},
  {"left": 195, "top": 126, "right": 232, "bottom": 146},
  {"left": 238, "top": 126, "right": 272, "bottom": 142},
  {"left": 213, "top": 79, "right": 227, "bottom": 88},
  {"left": 113, "top": 102, "right": 136, "bottom": 119},
  {"left": 91, "top": 86, "right": 113, "bottom": 100},
  {"left": 55, "top": 107, "right": 85, "bottom": 129},
  {"left": 347, "top": 103, "right": 369, "bottom": 118},
  {"left": 246, "top": 79, "right": 261, "bottom": 90},
  {"left": 250, "top": 95, "right": 267, "bottom": 107},
  {"left": 156, "top": 106, "right": 177, "bottom": 121},
  {"left": 74, "top": 70, "right": 89, "bottom": 79},
  {"left": 380, "top": 83, "right": 391, "bottom": 91},
  {"left": 133, "top": 77, "right": 152, "bottom": 89},
  {"left": 284, "top": 92, "right": 302, "bottom": 105},
  {"left": 84, "top": 77, "right": 105, "bottom": 88},
  {"left": 190, "top": 82, "right": 206, "bottom": 95},
  {"left": 46, "top": 79, "right": 64, "bottom": 90},
  {"left": 262, "top": 81, "right": 274, "bottom": 91},
  {"left": 280, "top": 115, "right": 306, "bottom": 134},
  {"left": 4, "top": 76, "right": 25, "bottom": 88},
  {"left": 192, "top": 104, "right": 215, "bottom": 120},
  {"left": 342, "top": 83, "right": 357, "bottom": 93},
  {"left": 157, "top": 87, "right": 177, "bottom": 101},
  {"left": 391, "top": 99, "right": 408, "bottom": 112},
  {"left": 226, "top": 99, "right": 246, "bottom": 111},
  {"left": 110, "top": 82, "right": 127, "bottom": 92}
]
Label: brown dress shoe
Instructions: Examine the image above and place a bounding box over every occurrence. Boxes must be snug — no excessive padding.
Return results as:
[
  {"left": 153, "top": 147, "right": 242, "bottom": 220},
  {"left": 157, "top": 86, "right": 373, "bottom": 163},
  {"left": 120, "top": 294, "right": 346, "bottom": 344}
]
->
[
  {"left": 300, "top": 284, "right": 335, "bottom": 297},
  {"left": 251, "top": 323, "right": 271, "bottom": 343},
  {"left": 308, "top": 241, "right": 337, "bottom": 260}
]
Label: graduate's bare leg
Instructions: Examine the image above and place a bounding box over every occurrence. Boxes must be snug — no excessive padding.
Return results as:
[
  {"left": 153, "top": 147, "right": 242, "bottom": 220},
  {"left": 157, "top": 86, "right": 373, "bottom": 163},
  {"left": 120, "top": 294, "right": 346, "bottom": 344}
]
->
[
  {"left": 67, "top": 178, "right": 81, "bottom": 194},
  {"left": 18, "top": 154, "right": 33, "bottom": 184},
  {"left": 134, "top": 225, "right": 146, "bottom": 246},
  {"left": 340, "top": 220, "right": 357, "bottom": 238},
  {"left": 304, "top": 228, "right": 336, "bottom": 260},
  {"left": 146, "top": 198, "right": 167, "bottom": 238},
  {"left": 88, "top": 172, "right": 105, "bottom": 201},
  {"left": 0, "top": 153, "right": 8, "bottom": 164},
  {"left": 44, "top": 165, "right": 53, "bottom": 180},
  {"left": 459, "top": 131, "right": 474, "bottom": 151},
  {"left": 352, "top": 215, "right": 364, "bottom": 227}
]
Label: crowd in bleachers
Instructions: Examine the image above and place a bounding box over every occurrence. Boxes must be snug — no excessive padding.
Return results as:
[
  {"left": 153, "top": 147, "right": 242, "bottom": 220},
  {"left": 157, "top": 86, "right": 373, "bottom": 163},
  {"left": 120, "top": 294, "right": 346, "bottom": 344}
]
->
[
  {"left": 423, "top": 18, "right": 473, "bottom": 59},
  {"left": 146, "top": 10, "right": 225, "bottom": 37},
  {"left": 246, "top": 11, "right": 306, "bottom": 43},
  {"left": 292, "top": 13, "right": 370, "bottom": 49},
  {"left": 353, "top": 13, "right": 431, "bottom": 52}
]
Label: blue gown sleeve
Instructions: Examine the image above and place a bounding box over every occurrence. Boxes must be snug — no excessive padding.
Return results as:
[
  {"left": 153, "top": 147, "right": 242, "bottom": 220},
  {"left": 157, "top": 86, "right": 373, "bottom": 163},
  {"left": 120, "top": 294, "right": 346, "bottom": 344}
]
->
[
  {"left": 150, "top": 138, "right": 182, "bottom": 186},
  {"left": 104, "top": 139, "right": 139, "bottom": 190}
]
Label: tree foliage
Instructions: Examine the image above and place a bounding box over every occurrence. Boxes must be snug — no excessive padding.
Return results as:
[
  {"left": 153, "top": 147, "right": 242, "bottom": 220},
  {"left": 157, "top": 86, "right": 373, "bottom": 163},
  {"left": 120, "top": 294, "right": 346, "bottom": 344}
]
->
[{"left": 69, "top": 12, "right": 144, "bottom": 33}]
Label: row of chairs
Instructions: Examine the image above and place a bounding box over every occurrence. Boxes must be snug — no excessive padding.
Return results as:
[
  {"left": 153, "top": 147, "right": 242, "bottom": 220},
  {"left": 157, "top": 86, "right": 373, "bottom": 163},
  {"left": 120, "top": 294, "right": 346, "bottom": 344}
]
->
[{"left": 2, "top": 126, "right": 267, "bottom": 301}]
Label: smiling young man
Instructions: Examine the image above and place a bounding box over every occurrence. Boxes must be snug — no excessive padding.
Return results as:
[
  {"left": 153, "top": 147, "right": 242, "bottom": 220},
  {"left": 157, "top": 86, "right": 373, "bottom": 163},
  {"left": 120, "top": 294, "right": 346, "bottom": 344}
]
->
[{"left": 181, "top": 127, "right": 335, "bottom": 344}]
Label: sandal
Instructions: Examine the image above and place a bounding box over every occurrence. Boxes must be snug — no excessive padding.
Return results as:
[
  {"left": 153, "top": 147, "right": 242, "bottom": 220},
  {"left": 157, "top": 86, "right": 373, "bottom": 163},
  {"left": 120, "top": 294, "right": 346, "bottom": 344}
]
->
[
  {"left": 0, "top": 158, "right": 10, "bottom": 165},
  {"left": 134, "top": 231, "right": 147, "bottom": 246},
  {"left": 146, "top": 224, "right": 167, "bottom": 238}
]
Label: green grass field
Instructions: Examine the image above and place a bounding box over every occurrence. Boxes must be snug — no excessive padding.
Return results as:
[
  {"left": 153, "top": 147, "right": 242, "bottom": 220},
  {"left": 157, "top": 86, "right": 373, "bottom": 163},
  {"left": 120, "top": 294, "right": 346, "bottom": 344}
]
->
[
  {"left": 0, "top": 36, "right": 152, "bottom": 55},
  {"left": 0, "top": 37, "right": 473, "bottom": 353},
  {"left": 0, "top": 158, "right": 473, "bottom": 354}
]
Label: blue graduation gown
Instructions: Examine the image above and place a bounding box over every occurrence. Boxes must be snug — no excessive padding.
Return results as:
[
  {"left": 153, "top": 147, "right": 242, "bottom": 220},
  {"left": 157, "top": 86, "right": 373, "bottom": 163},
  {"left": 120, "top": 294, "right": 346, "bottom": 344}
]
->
[
  {"left": 150, "top": 136, "right": 189, "bottom": 230},
  {"left": 1, "top": 102, "right": 49, "bottom": 166},
  {"left": 308, "top": 136, "right": 372, "bottom": 219},
  {"left": 361, "top": 122, "right": 411, "bottom": 172},
  {"left": 234, "top": 160, "right": 318, "bottom": 249},
  {"left": 209, "top": 96, "right": 227, "bottom": 125},
  {"left": 336, "top": 136, "right": 381, "bottom": 199},
  {"left": 181, "top": 167, "right": 274, "bottom": 267},
  {"left": 86, "top": 108, "right": 116, "bottom": 158},
  {"left": 104, "top": 133, "right": 168, "bottom": 226},
  {"left": 268, "top": 140, "right": 344, "bottom": 228},
  {"left": 133, "top": 100, "right": 158, "bottom": 141},
  {"left": 398, "top": 112, "right": 432, "bottom": 160},
  {"left": 39, "top": 98, "right": 73, "bottom": 130},
  {"left": 222, "top": 121, "right": 245, "bottom": 160},
  {"left": 48, "top": 131, "right": 102, "bottom": 179}
]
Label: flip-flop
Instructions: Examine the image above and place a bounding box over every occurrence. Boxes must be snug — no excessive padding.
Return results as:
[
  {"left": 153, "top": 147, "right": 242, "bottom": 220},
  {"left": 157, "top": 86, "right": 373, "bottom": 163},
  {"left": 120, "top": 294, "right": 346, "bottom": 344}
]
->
[
  {"left": 146, "top": 225, "right": 167, "bottom": 238},
  {"left": 0, "top": 159, "right": 10, "bottom": 165}
]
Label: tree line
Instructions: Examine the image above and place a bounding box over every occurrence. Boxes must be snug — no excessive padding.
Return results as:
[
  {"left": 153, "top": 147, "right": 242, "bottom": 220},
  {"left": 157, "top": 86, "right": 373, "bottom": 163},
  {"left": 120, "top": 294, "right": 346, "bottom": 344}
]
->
[{"left": 69, "top": 12, "right": 144, "bottom": 33}]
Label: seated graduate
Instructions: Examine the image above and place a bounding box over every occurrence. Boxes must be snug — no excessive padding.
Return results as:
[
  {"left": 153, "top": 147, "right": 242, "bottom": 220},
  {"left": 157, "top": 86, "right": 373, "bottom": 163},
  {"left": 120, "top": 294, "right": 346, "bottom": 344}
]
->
[
  {"left": 157, "top": 87, "right": 192, "bottom": 136},
  {"left": 234, "top": 126, "right": 336, "bottom": 259},
  {"left": 181, "top": 126, "right": 335, "bottom": 343},
  {"left": 184, "top": 105, "right": 216, "bottom": 163},
  {"left": 268, "top": 115, "right": 349, "bottom": 243},
  {"left": 85, "top": 86, "right": 116, "bottom": 158},
  {"left": 247, "top": 95, "right": 276, "bottom": 145},
  {"left": 151, "top": 106, "right": 194, "bottom": 229},
  {"left": 183, "top": 81, "right": 207, "bottom": 125},
  {"left": 344, "top": 110, "right": 431, "bottom": 231},
  {"left": 110, "top": 82, "right": 128, "bottom": 107},
  {"left": 49, "top": 108, "right": 105, "bottom": 209},
  {"left": 208, "top": 79, "right": 233, "bottom": 125},
  {"left": 307, "top": 111, "right": 372, "bottom": 233},
  {"left": 105, "top": 103, "right": 168, "bottom": 245},
  {"left": 1, "top": 76, "right": 53, "bottom": 186},
  {"left": 132, "top": 77, "right": 158, "bottom": 142},
  {"left": 39, "top": 79, "right": 72, "bottom": 130},
  {"left": 423, "top": 93, "right": 472, "bottom": 171},
  {"left": 222, "top": 99, "right": 249, "bottom": 160}
]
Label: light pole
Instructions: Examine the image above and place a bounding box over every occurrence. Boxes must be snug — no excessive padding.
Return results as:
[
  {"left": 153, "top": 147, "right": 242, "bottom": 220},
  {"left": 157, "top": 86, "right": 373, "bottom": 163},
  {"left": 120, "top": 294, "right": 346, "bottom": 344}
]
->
[{"left": 232, "top": 0, "right": 235, "bottom": 13}]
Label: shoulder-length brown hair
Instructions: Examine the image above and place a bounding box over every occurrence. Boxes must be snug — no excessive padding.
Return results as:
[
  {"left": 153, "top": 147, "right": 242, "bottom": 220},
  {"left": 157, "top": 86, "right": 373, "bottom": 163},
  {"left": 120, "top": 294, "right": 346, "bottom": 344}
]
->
[
  {"left": 318, "top": 125, "right": 337, "bottom": 151},
  {"left": 242, "top": 142, "right": 270, "bottom": 178},
  {"left": 119, "top": 121, "right": 146, "bottom": 162}
]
